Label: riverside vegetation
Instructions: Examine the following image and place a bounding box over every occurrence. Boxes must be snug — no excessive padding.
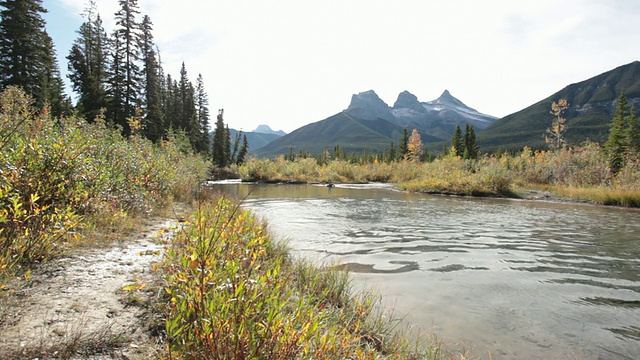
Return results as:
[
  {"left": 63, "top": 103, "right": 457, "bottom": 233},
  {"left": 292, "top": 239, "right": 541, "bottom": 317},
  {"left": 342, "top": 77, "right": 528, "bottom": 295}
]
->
[
  {"left": 238, "top": 96, "right": 640, "bottom": 207},
  {"left": 0, "top": 88, "right": 467, "bottom": 358},
  {"left": 237, "top": 143, "right": 639, "bottom": 207}
]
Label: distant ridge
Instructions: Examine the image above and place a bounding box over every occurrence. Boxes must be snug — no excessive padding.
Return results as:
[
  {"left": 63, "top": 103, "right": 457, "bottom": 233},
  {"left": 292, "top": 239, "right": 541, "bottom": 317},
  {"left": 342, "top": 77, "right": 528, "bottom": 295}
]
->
[{"left": 478, "top": 61, "right": 640, "bottom": 151}]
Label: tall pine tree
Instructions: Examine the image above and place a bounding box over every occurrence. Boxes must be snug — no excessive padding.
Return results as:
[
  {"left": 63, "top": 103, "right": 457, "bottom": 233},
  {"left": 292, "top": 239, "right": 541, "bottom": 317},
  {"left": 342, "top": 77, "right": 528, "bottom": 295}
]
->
[
  {"left": 236, "top": 134, "right": 249, "bottom": 165},
  {"left": 67, "top": 1, "right": 108, "bottom": 122},
  {"left": 605, "top": 92, "right": 629, "bottom": 175},
  {"left": 399, "top": 128, "right": 409, "bottom": 160},
  {"left": 194, "top": 73, "right": 210, "bottom": 153},
  {"left": 625, "top": 106, "right": 640, "bottom": 156},
  {"left": 451, "top": 124, "right": 463, "bottom": 157},
  {"left": 0, "top": 0, "right": 68, "bottom": 112},
  {"left": 139, "top": 15, "right": 163, "bottom": 141},
  {"left": 177, "top": 62, "right": 198, "bottom": 148},
  {"left": 463, "top": 124, "right": 479, "bottom": 160},
  {"left": 212, "top": 109, "right": 229, "bottom": 167},
  {"left": 108, "top": 0, "right": 142, "bottom": 135}
]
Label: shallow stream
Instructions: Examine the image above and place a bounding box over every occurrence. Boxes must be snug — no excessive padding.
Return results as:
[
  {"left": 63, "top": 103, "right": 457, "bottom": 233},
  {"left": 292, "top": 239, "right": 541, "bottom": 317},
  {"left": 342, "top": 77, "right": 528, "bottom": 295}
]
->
[{"left": 210, "top": 182, "right": 640, "bottom": 359}]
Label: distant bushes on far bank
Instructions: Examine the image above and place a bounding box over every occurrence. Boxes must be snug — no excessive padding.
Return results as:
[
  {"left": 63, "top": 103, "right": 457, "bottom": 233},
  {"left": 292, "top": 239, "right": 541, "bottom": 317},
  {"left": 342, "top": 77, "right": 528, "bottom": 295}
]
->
[{"left": 238, "top": 141, "right": 640, "bottom": 206}]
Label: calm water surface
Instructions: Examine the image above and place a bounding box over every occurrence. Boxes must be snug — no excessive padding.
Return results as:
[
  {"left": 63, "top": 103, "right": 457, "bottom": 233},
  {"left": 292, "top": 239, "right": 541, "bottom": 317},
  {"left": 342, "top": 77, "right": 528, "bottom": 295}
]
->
[{"left": 210, "top": 182, "right": 640, "bottom": 360}]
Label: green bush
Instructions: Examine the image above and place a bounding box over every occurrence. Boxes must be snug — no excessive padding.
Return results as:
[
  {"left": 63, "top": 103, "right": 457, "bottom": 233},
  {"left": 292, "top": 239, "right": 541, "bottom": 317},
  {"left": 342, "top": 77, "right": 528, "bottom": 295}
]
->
[{"left": 0, "top": 87, "right": 207, "bottom": 276}]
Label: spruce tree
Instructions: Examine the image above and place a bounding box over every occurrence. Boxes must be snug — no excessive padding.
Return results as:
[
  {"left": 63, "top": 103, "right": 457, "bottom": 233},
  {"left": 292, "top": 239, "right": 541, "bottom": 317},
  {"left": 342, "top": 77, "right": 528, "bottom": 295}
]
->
[
  {"left": 451, "top": 124, "right": 463, "bottom": 157},
  {"left": 194, "top": 74, "right": 211, "bottom": 153},
  {"left": 236, "top": 134, "right": 249, "bottom": 165},
  {"left": 40, "top": 32, "right": 70, "bottom": 116},
  {"left": 177, "top": 62, "right": 198, "bottom": 148},
  {"left": 164, "top": 74, "right": 180, "bottom": 130},
  {"left": 387, "top": 142, "right": 396, "bottom": 162},
  {"left": 605, "top": 92, "right": 629, "bottom": 175},
  {"left": 230, "top": 131, "right": 241, "bottom": 163},
  {"left": 0, "top": 0, "right": 68, "bottom": 112},
  {"left": 109, "top": 0, "right": 142, "bottom": 135},
  {"left": 224, "top": 124, "right": 231, "bottom": 164},
  {"left": 211, "top": 109, "right": 228, "bottom": 167},
  {"left": 67, "top": 1, "right": 108, "bottom": 122},
  {"left": 139, "top": 15, "right": 163, "bottom": 141},
  {"left": 463, "top": 124, "right": 479, "bottom": 160},
  {"left": 625, "top": 106, "right": 640, "bottom": 156},
  {"left": 399, "top": 128, "right": 409, "bottom": 160}
]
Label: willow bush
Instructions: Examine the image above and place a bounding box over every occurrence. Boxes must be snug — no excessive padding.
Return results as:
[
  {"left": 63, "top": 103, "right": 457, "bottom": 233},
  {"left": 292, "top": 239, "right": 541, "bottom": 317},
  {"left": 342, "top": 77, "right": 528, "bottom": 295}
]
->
[{"left": 0, "top": 87, "right": 207, "bottom": 278}]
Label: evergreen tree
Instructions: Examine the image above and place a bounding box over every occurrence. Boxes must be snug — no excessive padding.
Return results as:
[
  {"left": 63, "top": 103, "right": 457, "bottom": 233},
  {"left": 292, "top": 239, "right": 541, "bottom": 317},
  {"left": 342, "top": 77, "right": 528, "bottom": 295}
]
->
[
  {"left": 451, "top": 124, "right": 463, "bottom": 157},
  {"left": 224, "top": 124, "right": 231, "bottom": 164},
  {"left": 463, "top": 124, "right": 479, "bottom": 159},
  {"left": 106, "top": 33, "right": 125, "bottom": 128},
  {"left": 399, "top": 128, "right": 409, "bottom": 159},
  {"left": 211, "top": 109, "right": 228, "bottom": 167},
  {"left": 605, "top": 92, "right": 629, "bottom": 175},
  {"left": 625, "top": 106, "right": 640, "bottom": 156},
  {"left": 230, "top": 130, "right": 241, "bottom": 163},
  {"left": 67, "top": 1, "right": 108, "bottom": 122},
  {"left": 387, "top": 142, "right": 396, "bottom": 162},
  {"left": 236, "top": 134, "right": 249, "bottom": 165},
  {"left": 194, "top": 73, "right": 211, "bottom": 153},
  {"left": 109, "top": 0, "right": 142, "bottom": 134},
  {"left": 178, "top": 62, "right": 198, "bottom": 148},
  {"left": 40, "top": 32, "right": 70, "bottom": 116},
  {"left": 164, "top": 74, "right": 180, "bottom": 130},
  {"left": 156, "top": 48, "right": 168, "bottom": 134},
  {"left": 139, "top": 15, "right": 163, "bottom": 141},
  {"left": 0, "top": 0, "right": 68, "bottom": 112}
]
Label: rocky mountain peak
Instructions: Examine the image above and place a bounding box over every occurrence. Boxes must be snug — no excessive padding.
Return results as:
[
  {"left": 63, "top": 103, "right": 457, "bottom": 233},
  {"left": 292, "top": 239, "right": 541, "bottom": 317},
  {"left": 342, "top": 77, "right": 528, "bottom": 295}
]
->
[
  {"left": 393, "top": 90, "right": 425, "bottom": 112},
  {"left": 345, "top": 90, "right": 393, "bottom": 121},
  {"left": 432, "top": 89, "right": 468, "bottom": 109}
]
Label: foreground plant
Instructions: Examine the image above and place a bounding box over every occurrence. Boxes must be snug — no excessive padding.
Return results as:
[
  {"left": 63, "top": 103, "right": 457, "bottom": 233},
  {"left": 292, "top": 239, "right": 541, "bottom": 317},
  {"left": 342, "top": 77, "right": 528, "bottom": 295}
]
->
[{"left": 162, "top": 196, "right": 458, "bottom": 359}]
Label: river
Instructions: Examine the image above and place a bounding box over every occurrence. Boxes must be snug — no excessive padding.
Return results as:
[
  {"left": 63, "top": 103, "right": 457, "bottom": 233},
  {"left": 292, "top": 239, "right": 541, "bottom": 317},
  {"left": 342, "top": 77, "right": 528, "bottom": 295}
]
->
[{"left": 209, "top": 181, "right": 640, "bottom": 360}]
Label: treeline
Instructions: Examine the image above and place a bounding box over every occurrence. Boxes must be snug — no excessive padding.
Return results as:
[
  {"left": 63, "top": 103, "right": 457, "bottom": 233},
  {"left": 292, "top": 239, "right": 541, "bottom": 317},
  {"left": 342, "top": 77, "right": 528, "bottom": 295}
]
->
[
  {"left": 0, "top": 0, "right": 211, "bottom": 152},
  {"left": 284, "top": 124, "right": 479, "bottom": 165}
]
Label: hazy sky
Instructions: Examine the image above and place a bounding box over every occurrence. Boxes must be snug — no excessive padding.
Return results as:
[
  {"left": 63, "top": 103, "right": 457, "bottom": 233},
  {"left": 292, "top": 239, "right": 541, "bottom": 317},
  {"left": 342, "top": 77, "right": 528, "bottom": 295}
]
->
[{"left": 43, "top": 0, "right": 640, "bottom": 133}]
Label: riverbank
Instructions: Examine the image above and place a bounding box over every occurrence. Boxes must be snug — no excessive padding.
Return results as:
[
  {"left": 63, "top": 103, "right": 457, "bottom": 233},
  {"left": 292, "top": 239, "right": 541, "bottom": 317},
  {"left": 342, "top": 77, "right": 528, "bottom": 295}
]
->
[
  {"left": 237, "top": 149, "right": 640, "bottom": 208},
  {"left": 161, "top": 196, "right": 471, "bottom": 359},
  {"left": 210, "top": 181, "right": 640, "bottom": 360}
]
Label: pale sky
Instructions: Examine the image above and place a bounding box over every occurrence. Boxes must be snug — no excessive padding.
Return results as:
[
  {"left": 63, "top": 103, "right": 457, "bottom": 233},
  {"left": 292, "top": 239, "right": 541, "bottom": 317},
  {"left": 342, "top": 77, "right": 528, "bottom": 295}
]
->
[{"left": 43, "top": 0, "right": 640, "bottom": 133}]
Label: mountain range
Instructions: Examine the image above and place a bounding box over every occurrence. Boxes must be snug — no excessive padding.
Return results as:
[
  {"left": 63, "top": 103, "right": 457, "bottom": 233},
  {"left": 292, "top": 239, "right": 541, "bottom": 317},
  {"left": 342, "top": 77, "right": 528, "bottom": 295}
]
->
[
  {"left": 254, "top": 90, "right": 497, "bottom": 157},
  {"left": 251, "top": 60, "right": 640, "bottom": 157}
]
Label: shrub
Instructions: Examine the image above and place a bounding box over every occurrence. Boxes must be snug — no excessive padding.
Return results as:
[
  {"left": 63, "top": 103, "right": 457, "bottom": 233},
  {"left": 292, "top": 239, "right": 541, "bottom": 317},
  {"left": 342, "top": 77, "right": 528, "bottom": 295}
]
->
[
  {"left": 162, "top": 197, "right": 436, "bottom": 359},
  {"left": 0, "top": 87, "right": 207, "bottom": 277}
]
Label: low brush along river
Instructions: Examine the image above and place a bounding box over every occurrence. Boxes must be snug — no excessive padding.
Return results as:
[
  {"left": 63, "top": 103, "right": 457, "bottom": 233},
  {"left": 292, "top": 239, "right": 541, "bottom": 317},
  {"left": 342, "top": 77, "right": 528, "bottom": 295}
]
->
[{"left": 210, "top": 181, "right": 640, "bottom": 360}]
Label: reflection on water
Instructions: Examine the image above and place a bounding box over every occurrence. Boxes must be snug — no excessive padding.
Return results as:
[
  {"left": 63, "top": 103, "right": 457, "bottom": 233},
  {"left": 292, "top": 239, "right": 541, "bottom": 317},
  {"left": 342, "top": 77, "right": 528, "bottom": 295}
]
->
[{"left": 210, "top": 182, "right": 640, "bottom": 360}]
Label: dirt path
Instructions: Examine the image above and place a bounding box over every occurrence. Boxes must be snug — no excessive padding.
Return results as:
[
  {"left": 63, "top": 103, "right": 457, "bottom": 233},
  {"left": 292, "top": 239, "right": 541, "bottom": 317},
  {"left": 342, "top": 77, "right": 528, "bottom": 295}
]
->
[{"left": 0, "top": 218, "right": 178, "bottom": 359}]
